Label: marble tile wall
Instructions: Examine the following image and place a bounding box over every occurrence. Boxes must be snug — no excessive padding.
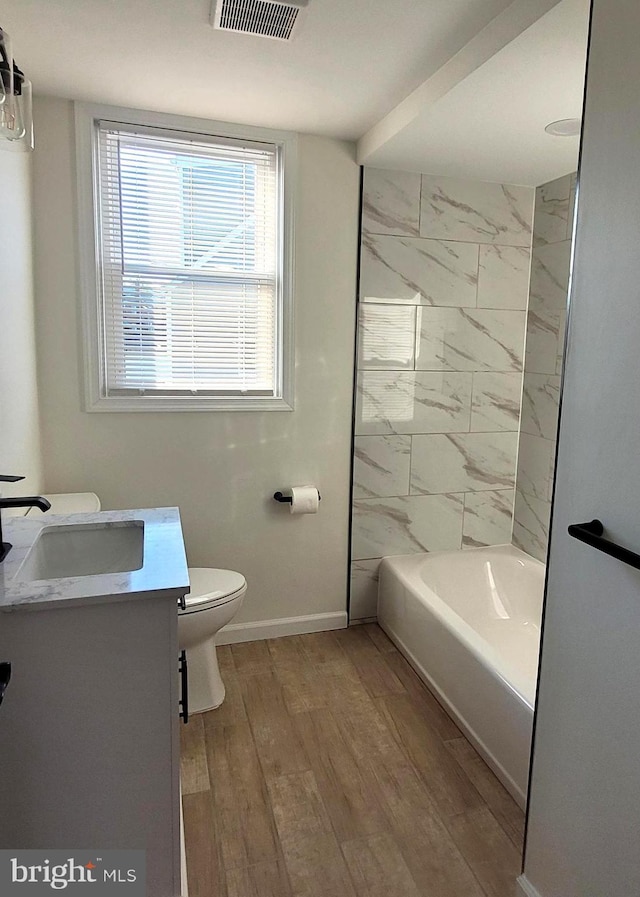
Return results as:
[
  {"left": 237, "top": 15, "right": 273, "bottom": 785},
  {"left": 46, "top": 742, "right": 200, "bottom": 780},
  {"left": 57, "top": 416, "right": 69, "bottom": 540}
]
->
[
  {"left": 512, "top": 172, "right": 576, "bottom": 562},
  {"left": 350, "top": 167, "right": 534, "bottom": 620}
]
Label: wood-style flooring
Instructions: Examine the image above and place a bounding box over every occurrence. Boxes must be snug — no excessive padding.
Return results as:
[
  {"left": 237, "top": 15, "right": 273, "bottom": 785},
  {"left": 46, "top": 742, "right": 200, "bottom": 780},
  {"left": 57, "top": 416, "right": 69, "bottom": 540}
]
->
[{"left": 181, "top": 624, "right": 524, "bottom": 897}]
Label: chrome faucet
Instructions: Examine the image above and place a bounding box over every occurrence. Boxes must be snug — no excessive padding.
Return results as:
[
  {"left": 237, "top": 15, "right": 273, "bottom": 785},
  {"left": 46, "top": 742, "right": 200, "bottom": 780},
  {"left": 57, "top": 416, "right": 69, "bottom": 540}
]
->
[{"left": 0, "top": 475, "right": 51, "bottom": 563}]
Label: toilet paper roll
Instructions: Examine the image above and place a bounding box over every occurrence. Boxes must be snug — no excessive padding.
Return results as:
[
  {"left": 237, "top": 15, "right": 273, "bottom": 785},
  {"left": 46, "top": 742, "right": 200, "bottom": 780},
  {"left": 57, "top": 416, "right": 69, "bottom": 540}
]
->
[{"left": 289, "top": 486, "right": 320, "bottom": 515}]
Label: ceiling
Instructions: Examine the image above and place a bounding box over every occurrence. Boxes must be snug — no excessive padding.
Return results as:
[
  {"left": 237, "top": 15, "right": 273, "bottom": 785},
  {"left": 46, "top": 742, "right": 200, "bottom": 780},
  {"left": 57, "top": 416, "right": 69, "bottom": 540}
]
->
[
  {"left": 361, "top": 0, "right": 591, "bottom": 185},
  {"left": 2, "top": 0, "right": 590, "bottom": 185},
  {"left": 0, "top": 0, "right": 517, "bottom": 138}
]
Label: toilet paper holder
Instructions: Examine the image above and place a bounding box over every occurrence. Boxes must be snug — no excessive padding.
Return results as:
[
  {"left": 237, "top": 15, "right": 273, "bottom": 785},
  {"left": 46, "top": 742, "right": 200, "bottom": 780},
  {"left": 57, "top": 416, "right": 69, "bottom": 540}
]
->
[{"left": 273, "top": 490, "right": 321, "bottom": 504}]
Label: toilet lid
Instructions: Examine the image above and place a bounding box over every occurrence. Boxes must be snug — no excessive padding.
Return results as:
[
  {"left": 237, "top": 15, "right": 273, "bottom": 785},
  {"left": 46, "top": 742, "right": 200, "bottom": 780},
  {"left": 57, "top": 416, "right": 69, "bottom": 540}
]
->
[{"left": 182, "top": 568, "right": 247, "bottom": 612}]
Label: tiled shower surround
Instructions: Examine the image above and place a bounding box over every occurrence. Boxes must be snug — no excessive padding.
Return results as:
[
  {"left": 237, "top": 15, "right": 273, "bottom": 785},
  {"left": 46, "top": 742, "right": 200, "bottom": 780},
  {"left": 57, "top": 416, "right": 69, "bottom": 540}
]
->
[
  {"left": 350, "top": 168, "right": 534, "bottom": 620},
  {"left": 512, "top": 172, "right": 576, "bottom": 562}
]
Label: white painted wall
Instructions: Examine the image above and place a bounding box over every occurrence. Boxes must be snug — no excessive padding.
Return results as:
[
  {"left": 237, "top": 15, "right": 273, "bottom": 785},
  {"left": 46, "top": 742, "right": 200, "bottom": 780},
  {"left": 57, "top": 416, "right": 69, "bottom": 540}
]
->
[
  {"left": 0, "top": 149, "right": 43, "bottom": 493},
  {"left": 521, "top": 1, "right": 640, "bottom": 895},
  {"left": 31, "top": 97, "right": 360, "bottom": 629}
]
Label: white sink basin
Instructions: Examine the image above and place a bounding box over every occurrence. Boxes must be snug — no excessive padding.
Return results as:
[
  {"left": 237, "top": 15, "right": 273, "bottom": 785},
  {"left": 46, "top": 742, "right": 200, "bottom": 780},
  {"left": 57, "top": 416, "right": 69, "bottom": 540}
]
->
[{"left": 17, "top": 521, "right": 145, "bottom": 581}]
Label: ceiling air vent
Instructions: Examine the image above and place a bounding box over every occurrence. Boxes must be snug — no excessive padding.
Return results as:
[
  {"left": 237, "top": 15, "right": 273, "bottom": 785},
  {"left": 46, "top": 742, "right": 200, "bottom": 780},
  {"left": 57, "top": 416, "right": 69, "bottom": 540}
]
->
[{"left": 211, "top": 0, "right": 309, "bottom": 41}]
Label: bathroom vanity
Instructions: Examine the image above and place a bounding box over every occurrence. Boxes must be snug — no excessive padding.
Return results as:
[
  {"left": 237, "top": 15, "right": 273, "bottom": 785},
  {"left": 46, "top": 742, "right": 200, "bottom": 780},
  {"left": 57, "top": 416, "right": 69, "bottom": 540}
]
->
[{"left": 0, "top": 507, "right": 189, "bottom": 897}]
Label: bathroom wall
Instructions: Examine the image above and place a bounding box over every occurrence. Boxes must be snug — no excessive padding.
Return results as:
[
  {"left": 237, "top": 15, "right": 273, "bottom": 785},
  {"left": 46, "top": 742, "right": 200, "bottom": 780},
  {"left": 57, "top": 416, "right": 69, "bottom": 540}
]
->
[
  {"left": 351, "top": 168, "right": 533, "bottom": 619},
  {"left": 512, "top": 172, "right": 576, "bottom": 562},
  {"left": 0, "top": 150, "right": 43, "bottom": 494},
  {"left": 30, "top": 97, "right": 360, "bottom": 636}
]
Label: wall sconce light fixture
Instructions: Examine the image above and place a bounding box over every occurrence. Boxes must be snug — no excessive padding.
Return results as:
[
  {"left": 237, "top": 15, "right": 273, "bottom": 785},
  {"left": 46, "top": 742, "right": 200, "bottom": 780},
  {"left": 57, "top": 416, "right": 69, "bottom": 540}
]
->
[{"left": 0, "top": 27, "right": 33, "bottom": 152}]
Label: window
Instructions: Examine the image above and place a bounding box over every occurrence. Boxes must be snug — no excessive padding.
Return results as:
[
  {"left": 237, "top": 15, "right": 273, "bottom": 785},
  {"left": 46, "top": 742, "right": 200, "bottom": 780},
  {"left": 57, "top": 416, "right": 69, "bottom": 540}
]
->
[{"left": 76, "top": 105, "right": 295, "bottom": 411}]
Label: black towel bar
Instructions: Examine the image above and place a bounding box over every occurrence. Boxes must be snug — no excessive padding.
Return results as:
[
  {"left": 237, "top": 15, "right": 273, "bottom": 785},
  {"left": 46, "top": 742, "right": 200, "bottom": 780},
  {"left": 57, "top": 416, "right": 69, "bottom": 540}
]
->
[{"left": 568, "top": 519, "right": 640, "bottom": 571}]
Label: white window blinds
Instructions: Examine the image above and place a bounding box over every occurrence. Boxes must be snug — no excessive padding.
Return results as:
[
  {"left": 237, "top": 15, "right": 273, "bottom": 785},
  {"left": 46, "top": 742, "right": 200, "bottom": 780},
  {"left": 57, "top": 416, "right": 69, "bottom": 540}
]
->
[{"left": 95, "top": 122, "right": 281, "bottom": 397}]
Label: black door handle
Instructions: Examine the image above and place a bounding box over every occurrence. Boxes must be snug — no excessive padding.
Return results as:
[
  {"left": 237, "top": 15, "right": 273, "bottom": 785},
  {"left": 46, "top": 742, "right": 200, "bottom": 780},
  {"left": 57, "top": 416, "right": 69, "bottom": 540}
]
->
[
  {"left": 0, "top": 662, "right": 11, "bottom": 707},
  {"left": 178, "top": 651, "right": 188, "bottom": 724},
  {"left": 568, "top": 519, "right": 640, "bottom": 571}
]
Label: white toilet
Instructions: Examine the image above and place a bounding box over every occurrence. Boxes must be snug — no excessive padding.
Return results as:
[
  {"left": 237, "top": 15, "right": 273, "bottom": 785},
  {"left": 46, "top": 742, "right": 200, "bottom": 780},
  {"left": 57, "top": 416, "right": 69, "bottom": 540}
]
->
[{"left": 178, "top": 568, "right": 246, "bottom": 713}]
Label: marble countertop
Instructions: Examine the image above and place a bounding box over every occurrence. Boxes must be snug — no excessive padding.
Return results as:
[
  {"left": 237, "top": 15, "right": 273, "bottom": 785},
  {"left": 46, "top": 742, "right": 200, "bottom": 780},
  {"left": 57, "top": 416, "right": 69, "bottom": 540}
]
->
[{"left": 0, "top": 507, "right": 190, "bottom": 613}]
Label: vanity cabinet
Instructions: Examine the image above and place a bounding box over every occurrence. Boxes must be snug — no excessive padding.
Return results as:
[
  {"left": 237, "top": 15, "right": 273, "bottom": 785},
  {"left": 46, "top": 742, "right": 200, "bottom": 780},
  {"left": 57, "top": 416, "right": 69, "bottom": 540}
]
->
[{"left": 0, "top": 508, "right": 189, "bottom": 897}]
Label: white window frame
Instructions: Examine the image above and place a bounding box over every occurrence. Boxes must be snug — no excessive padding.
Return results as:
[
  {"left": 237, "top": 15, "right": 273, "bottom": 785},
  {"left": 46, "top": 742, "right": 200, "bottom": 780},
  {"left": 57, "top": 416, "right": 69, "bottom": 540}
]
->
[{"left": 75, "top": 102, "right": 296, "bottom": 412}]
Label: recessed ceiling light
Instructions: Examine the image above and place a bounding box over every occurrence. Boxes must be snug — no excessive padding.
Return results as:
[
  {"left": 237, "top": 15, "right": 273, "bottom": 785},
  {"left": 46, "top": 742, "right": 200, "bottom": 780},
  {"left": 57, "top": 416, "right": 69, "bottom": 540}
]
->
[{"left": 545, "top": 118, "right": 582, "bottom": 137}]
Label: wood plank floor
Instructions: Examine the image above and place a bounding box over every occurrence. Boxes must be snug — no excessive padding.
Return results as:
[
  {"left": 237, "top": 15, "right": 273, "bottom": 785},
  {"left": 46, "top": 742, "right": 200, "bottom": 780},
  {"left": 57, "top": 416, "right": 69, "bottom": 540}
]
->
[{"left": 181, "top": 624, "right": 525, "bottom": 897}]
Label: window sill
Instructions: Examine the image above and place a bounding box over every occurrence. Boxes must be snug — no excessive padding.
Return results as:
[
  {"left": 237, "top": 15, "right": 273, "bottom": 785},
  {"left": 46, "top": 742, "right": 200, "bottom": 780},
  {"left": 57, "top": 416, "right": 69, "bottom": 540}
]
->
[{"left": 85, "top": 395, "right": 294, "bottom": 413}]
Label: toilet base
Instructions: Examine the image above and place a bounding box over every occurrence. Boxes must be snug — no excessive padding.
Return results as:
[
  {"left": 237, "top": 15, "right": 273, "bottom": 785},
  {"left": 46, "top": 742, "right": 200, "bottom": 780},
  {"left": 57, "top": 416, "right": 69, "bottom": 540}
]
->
[{"left": 185, "top": 639, "right": 226, "bottom": 714}]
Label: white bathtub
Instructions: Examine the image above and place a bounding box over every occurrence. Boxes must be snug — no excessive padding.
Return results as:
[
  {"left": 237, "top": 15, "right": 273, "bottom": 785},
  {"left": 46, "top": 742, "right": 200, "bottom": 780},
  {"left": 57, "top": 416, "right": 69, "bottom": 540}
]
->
[{"left": 378, "top": 544, "right": 544, "bottom": 808}]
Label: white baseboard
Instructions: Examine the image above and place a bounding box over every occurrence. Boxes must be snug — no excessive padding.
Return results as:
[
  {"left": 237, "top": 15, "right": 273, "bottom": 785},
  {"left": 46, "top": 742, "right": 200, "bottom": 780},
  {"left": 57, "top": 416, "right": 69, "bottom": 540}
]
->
[
  {"left": 516, "top": 875, "right": 542, "bottom": 897},
  {"left": 216, "top": 611, "right": 348, "bottom": 645}
]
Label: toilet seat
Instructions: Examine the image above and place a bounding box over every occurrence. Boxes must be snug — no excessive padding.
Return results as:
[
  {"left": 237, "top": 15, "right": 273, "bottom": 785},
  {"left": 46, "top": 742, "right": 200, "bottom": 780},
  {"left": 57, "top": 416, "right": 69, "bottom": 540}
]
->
[{"left": 180, "top": 568, "right": 247, "bottom": 614}]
